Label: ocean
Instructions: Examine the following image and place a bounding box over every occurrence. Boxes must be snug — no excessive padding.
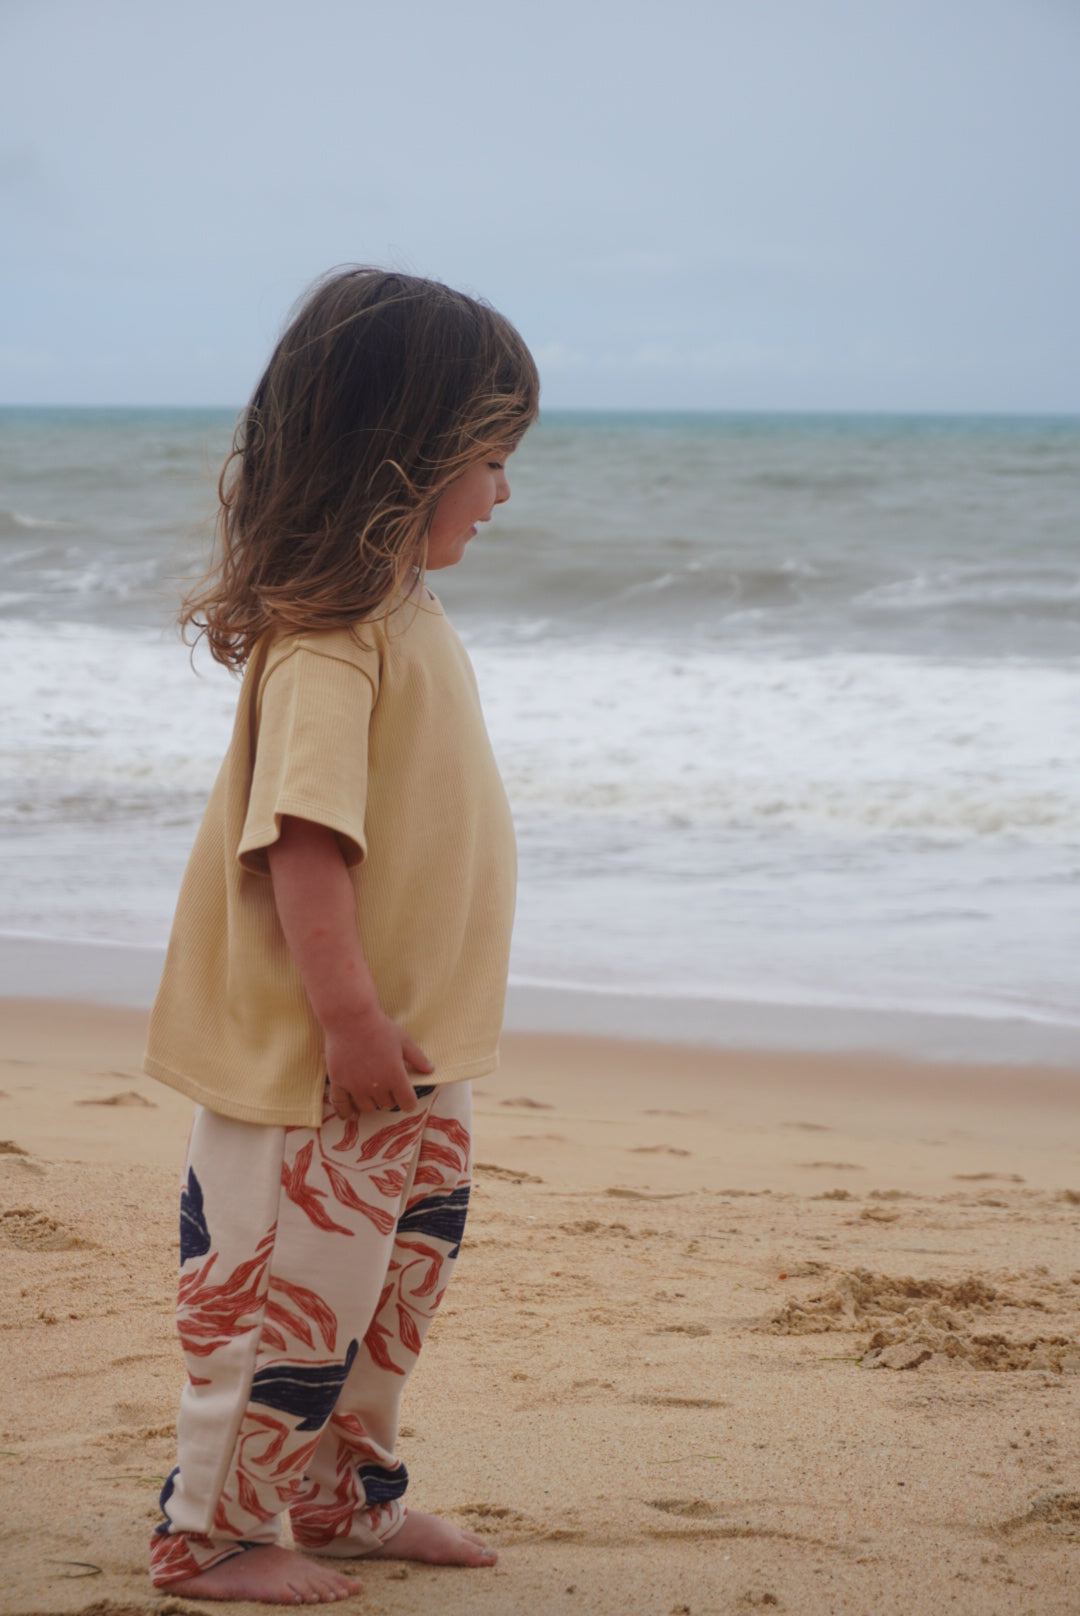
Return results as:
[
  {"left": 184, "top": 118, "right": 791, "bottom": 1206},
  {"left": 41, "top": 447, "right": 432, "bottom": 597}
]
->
[{"left": 1, "top": 407, "right": 1078, "bottom": 1054}]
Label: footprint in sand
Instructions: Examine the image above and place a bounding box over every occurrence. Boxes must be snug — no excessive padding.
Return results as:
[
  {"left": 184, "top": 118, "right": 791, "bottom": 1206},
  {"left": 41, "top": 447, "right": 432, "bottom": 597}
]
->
[
  {"left": 473, "top": 1161, "right": 544, "bottom": 1183},
  {"left": 634, "top": 1395, "right": 725, "bottom": 1408},
  {"left": 799, "top": 1160, "right": 863, "bottom": 1171},
  {"left": 954, "top": 1171, "right": 1024, "bottom": 1183},
  {"left": 648, "top": 1498, "right": 724, "bottom": 1518},
  {"left": 0, "top": 1207, "right": 90, "bottom": 1251},
  {"left": 605, "top": 1187, "right": 689, "bottom": 1202},
  {"left": 77, "top": 1090, "right": 157, "bottom": 1108},
  {"left": 642, "top": 1108, "right": 707, "bottom": 1118}
]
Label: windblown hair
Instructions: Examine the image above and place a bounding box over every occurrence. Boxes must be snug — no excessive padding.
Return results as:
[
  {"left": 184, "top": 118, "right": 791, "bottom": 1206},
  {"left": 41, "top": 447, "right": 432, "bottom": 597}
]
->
[{"left": 181, "top": 268, "right": 540, "bottom": 670}]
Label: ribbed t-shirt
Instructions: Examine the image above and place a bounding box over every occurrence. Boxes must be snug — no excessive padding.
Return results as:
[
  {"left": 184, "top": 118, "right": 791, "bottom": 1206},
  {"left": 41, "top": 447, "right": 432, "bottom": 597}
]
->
[{"left": 143, "top": 591, "right": 517, "bottom": 1127}]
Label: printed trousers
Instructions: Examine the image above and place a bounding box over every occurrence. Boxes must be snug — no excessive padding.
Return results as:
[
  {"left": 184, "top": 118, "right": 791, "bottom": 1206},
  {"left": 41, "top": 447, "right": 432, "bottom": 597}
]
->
[{"left": 149, "top": 1080, "right": 471, "bottom": 1587}]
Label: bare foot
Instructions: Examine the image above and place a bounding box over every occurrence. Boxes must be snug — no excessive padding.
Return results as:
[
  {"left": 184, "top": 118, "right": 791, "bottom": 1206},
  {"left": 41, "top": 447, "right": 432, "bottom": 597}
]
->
[
  {"left": 369, "top": 1510, "right": 497, "bottom": 1566},
  {"left": 166, "top": 1544, "right": 363, "bottom": 1603}
]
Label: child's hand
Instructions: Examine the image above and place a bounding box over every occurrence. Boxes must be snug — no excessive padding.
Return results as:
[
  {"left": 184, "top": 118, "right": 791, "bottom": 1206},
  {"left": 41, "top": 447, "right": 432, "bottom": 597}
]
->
[{"left": 324, "top": 1005, "right": 434, "bottom": 1118}]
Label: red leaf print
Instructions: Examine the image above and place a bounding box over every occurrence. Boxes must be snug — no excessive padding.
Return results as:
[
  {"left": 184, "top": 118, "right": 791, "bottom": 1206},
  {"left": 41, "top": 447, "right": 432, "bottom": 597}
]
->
[
  {"left": 268, "top": 1275, "right": 338, "bottom": 1352},
  {"left": 323, "top": 1162, "right": 396, "bottom": 1234},
  {"left": 370, "top": 1166, "right": 407, "bottom": 1199},
  {"left": 419, "top": 1115, "right": 470, "bottom": 1174},
  {"left": 282, "top": 1142, "right": 352, "bottom": 1235},
  {"left": 243, "top": 1410, "right": 290, "bottom": 1457},
  {"left": 290, "top": 1498, "right": 356, "bottom": 1548},
  {"left": 356, "top": 1116, "right": 423, "bottom": 1164},
  {"left": 335, "top": 1115, "right": 361, "bottom": 1153},
  {"left": 213, "top": 1495, "right": 246, "bottom": 1536},
  {"left": 396, "top": 1302, "right": 421, "bottom": 1357},
  {"left": 177, "top": 1230, "right": 275, "bottom": 1356},
  {"left": 397, "top": 1240, "right": 444, "bottom": 1298},
  {"left": 237, "top": 1469, "right": 277, "bottom": 1525},
  {"left": 416, "top": 1139, "right": 462, "bottom": 1172},
  {"left": 263, "top": 1298, "right": 316, "bottom": 1352},
  {"left": 260, "top": 1323, "right": 288, "bottom": 1353},
  {"left": 363, "top": 1316, "right": 406, "bottom": 1376},
  {"left": 273, "top": 1435, "right": 319, "bottom": 1482},
  {"left": 410, "top": 1163, "right": 451, "bottom": 1191},
  {"left": 150, "top": 1533, "right": 205, "bottom": 1587}
]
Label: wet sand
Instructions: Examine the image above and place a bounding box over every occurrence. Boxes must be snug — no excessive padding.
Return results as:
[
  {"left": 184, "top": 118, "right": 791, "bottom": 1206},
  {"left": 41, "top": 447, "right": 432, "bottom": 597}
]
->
[{"left": 1, "top": 997, "right": 1079, "bottom": 1615}]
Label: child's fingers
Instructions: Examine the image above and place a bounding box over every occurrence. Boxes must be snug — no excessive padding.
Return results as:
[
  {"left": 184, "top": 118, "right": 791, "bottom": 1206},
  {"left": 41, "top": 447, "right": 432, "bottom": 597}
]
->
[
  {"left": 402, "top": 1036, "right": 434, "bottom": 1074},
  {"left": 389, "top": 1068, "right": 420, "bottom": 1112},
  {"left": 329, "top": 1083, "right": 356, "bottom": 1119}
]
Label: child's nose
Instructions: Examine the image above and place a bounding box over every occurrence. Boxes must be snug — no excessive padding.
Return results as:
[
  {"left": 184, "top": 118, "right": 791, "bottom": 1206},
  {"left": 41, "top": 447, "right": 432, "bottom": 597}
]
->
[{"left": 494, "top": 471, "right": 511, "bottom": 504}]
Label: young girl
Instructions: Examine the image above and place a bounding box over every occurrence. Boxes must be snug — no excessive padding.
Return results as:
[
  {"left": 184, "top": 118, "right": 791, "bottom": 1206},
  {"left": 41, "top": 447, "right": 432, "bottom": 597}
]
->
[{"left": 143, "top": 268, "right": 539, "bottom": 1604}]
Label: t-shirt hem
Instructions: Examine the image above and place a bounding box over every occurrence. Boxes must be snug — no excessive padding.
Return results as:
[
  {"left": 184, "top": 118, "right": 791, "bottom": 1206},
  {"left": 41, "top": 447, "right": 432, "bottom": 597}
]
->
[
  {"left": 238, "top": 792, "right": 367, "bottom": 873},
  {"left": 143, "top": 1047, "right": 500, "bottom": 1128},
  {"left": 143, "top": 1054, "right": 327, "bottom": 1128}
]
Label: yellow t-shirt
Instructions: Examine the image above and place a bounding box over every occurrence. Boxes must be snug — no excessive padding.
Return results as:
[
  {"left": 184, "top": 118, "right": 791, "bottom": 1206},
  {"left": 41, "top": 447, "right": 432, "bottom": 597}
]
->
[{"left": 144, "top": 591, "right": 517, "bottom": 1127}]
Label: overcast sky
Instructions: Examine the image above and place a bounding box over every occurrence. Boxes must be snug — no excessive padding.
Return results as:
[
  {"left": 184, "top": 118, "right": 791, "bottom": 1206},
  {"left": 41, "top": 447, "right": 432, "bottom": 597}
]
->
[{"left": 2, "top": 0, "right": 1078, "bottom": 411}]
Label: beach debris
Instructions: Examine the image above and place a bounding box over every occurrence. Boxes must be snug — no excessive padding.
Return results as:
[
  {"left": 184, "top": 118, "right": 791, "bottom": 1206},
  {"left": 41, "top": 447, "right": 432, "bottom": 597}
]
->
[{"left": 43, "top": 1558, "right": 103, "bottom": 1578}]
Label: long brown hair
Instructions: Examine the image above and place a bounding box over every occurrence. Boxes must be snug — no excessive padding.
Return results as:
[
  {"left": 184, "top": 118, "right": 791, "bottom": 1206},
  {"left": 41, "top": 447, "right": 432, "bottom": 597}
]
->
[{"left": 181, "top": 268, "right": 539, "bottom": 670}]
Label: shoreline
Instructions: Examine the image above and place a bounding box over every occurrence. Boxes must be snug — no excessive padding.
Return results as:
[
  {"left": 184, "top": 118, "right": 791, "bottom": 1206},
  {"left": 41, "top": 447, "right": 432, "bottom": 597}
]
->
[{"left": 3, "top": 930, "right": 1079, "bottom": 1069}]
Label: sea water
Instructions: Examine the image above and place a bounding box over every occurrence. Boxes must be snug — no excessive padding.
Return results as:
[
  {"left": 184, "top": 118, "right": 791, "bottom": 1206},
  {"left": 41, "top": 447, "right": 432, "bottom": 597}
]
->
[{"left": 1, "top": 408, "right": 1078, "bottom": 1046}]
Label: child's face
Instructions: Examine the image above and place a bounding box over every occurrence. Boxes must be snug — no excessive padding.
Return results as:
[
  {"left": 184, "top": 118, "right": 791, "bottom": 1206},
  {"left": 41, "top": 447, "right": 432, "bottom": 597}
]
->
[{"left": 426, "top": 452, "right": 513, "bottom": 570}]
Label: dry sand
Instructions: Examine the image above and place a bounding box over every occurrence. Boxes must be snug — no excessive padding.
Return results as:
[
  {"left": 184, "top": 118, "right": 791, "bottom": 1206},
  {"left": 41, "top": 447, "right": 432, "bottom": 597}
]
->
[{"left": 1, "top": 997, "right": 1079, "bottom": 1615}]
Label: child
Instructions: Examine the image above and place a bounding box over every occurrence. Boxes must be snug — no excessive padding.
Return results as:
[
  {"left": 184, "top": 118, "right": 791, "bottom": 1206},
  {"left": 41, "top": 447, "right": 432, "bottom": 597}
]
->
[{"left": 143, "top": 268, "right": 539, "bottom": 1603}]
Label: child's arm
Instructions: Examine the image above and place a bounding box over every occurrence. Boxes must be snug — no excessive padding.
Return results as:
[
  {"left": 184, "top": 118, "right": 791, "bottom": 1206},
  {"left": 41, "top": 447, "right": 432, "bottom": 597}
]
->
[{"left": 267, "top": 814, "right": 432, "bottom": 1117}]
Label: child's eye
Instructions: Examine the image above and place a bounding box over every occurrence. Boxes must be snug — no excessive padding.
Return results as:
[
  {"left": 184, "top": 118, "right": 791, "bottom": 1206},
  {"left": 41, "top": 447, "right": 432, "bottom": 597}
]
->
[{"left": 488, "top": 459, "right": 505, "bottom": 471}]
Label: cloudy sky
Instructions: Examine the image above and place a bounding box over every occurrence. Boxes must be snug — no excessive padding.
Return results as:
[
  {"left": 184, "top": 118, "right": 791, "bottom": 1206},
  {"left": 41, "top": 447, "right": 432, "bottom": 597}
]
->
[{"left": 2, "top": 0, "right": 1078, "bottom": 411}]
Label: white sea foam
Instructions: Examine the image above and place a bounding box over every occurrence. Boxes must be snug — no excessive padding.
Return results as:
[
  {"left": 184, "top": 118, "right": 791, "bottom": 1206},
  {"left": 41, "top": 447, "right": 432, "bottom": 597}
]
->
[
  {"left": 5, "top": 622, "right": 1077, "bottom": 844},
  {"left": 1, "top": 617, "right": 1077, "bottom": 1031}
]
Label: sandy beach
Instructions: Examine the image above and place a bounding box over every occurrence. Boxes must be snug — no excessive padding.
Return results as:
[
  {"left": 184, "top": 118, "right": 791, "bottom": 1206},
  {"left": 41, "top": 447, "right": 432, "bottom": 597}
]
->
[{"left": 1, "top": 996, "right": 1079, "bottom": 1616}]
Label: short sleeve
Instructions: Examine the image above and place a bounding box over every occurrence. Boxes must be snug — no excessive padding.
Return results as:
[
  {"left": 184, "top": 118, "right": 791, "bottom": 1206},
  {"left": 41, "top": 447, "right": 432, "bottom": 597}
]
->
[{"left": 238, "top": 647, "right": 376, "bottom": 875}]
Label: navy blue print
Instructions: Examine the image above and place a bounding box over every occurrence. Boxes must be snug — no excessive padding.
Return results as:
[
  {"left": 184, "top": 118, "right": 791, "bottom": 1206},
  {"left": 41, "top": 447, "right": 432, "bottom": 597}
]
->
[
  {"left": 154, "top": 1465, "right": 180, "bottom": 1531},
  {"left": 179, "top": 1168, "right": 211, "bottom": 1263},
  {"left": 358, "top": 1460, "right": 409, "bottom": 1505},
  {"left": 249, "top": 1339, "right": 359, "bottom": 1431},
  {"left": 395, "top": 1183, "right": 470, "bottom": 1258}
]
